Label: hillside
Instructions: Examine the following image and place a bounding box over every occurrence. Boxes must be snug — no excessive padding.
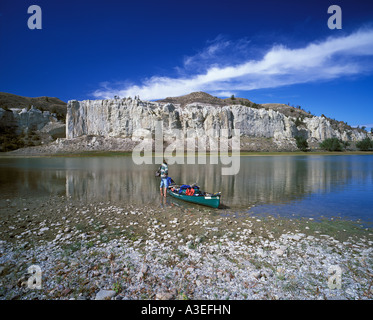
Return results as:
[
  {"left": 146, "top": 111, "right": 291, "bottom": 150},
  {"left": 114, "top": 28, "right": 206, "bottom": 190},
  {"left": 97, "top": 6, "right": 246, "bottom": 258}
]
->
[
  {"left": 0, "top": 93, "right": 67, "bottom": 152},
  {"left": 0, "top": 92, "right": 67, "bottom": 121},
  {"left": 157, "top": 91, "right": 311, "bottom": 119},
  {"left": 157, "top": 91, "right": 229, "bottom": 107}
]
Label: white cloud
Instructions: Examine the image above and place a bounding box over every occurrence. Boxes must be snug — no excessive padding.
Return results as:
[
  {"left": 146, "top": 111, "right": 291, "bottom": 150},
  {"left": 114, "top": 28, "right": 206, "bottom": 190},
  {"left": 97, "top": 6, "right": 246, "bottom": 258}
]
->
[{"left": 92, "top": 29, "right": 373, "bottom": 100}]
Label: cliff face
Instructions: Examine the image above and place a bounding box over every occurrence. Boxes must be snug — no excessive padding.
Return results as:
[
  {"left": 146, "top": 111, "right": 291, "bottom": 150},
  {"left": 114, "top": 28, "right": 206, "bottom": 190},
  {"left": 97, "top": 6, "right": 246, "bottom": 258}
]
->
[
  {"left": 66, "top": 97, "right": 369, "bottom": 151},
  {"left": 0, "top": 106, "right": 60, "bottom": 133}
]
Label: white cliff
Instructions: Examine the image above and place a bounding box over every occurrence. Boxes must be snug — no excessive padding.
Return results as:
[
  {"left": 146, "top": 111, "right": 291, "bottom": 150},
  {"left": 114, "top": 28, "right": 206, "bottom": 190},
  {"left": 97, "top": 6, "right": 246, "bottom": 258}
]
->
[{"left": 66, "top": 97, "right": 370, "bottom": 151}]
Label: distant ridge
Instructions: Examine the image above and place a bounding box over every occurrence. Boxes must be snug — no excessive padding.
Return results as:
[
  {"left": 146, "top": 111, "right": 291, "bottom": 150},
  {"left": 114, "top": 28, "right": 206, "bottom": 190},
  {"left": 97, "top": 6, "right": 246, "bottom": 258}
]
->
[
  {"left": 0, "top": 92, "right": 67, "bottom": 117},
  {"left": 157, "top": 91, "right": 227, "bottom": 107},
  {"left": 156, "top": 91, "right": 312, "bottom": 119},
  {"left": 157, "top": 91, "right": 254, "bottom": 108}
]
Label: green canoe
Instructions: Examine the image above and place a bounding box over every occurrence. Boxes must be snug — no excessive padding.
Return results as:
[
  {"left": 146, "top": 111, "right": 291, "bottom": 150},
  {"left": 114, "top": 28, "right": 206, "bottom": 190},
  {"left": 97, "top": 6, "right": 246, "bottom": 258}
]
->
[{"left": 167, "top": 188, "right": 221, "bottom": 208}]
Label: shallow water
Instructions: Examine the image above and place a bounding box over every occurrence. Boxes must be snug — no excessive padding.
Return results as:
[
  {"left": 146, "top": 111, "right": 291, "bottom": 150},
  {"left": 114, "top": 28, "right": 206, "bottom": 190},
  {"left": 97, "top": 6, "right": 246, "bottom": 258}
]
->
[{"left": 0, "top": 154, "right": 372, "bottom": 222}]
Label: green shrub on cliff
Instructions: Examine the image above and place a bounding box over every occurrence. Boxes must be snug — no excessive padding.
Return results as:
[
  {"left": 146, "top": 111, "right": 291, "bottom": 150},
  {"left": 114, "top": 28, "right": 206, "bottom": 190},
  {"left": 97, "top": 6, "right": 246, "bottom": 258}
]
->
[
  {"left": 0, "top": 127, "right": 25, "bottom": 152},
  {"left": 295, "top": 136, "right": 309, "bottom": 152},
  {"left": 294, "top": 117, "right": 305, "bottom": 127},
  {"left": 319, "top": 138, "right": 343, "bottom": 151},
  {"left": 356, "top": 138, "right": 373, "bottom": 151}
]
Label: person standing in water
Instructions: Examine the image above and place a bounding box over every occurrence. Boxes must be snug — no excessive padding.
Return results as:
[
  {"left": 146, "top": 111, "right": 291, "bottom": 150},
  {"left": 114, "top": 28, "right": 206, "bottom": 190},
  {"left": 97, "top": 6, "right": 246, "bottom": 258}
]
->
[{"left": 159, "top": 159, "right": 168, "bottom": 197}]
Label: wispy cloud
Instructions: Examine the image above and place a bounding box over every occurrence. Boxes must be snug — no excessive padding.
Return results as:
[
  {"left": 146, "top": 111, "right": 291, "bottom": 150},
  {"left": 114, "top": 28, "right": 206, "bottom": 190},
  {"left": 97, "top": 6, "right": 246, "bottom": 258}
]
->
[{"left": 92, "top": 28, "right": 373, "bottom": 100}]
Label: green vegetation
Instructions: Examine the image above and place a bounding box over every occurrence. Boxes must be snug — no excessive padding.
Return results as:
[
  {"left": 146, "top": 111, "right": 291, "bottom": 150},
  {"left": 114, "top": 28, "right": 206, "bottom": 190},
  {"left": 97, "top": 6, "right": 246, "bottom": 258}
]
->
[
  {"left": 303, "top": 218, "right": 371, "bottom": 241},
  {"left": 294, "top": 116, "right": 305, "bottom": 127},
  {"left": 0, "top": 127, "right": 25, "bottom": 151},
  {"left": 62, "top": 241, "right": 82, "bottom": 254},
  {"left": 112, "top": 282, "right": 122, "bottom": 293},
  {"left": 356, "top": 137, "right": 373, "bottom": 151},
  {"left": 295, "top": 136, "right": 309, "bottom": 152},
  {"left": 319, "top": 138, "right": 345, "bottom": 151},
  {"left": 51, "top": 106, "right": 66, "bottom": 123},
  {"left": 240, "top": 100, "right": 261, "bottom": 109},
  {"left": 340, "top": 140, "right": 350, "bottom": 149},
  {"left": 318, "top": 138, "right": 369, "bottom": 152},
  {"left": 0, "top": 126, "right": 42, "bottom": 152},
  {"left": 250, "top": 102, "right": 261, "bottom": 109}
]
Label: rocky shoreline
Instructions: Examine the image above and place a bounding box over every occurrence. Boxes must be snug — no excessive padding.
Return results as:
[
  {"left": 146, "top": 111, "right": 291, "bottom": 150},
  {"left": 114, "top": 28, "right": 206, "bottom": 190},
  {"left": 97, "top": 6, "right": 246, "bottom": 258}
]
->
[
  {"left": 5, "top": 136, "right": 373, "bottom": 157},
  {"left": 0, "top": 195, "right": 372, "bottom": 300},
  {"left": 6, "top": 135, "right": 301, "bottom": 156}
]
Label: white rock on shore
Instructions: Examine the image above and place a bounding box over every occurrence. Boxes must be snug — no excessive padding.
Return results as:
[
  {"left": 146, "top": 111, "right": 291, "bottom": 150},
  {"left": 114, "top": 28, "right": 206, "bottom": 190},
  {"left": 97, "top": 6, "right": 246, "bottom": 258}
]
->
[{"left": 95, "top": 289, "right": 117, "bottom": 300}]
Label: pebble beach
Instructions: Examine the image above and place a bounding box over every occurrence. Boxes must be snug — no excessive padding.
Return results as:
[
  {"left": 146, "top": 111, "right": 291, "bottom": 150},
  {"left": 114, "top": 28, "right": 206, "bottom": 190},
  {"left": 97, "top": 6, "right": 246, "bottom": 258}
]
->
[{"left": 0, "top": 195, "right": 372, "bottom": 300}]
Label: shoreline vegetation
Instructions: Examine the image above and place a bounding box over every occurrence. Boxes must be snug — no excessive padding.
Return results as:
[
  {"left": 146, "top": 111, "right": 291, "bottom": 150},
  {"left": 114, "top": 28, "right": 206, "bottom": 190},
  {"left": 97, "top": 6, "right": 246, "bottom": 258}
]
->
[{"left": 0, "top": 195, "right": 372, "bottom": 300}]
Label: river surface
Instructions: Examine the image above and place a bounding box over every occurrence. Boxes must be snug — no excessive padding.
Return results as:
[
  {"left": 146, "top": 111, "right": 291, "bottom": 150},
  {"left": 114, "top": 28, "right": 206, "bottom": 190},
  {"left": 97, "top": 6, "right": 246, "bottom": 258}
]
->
[{"left": 0, "top": 155, "right": 372, "bottom": 223}]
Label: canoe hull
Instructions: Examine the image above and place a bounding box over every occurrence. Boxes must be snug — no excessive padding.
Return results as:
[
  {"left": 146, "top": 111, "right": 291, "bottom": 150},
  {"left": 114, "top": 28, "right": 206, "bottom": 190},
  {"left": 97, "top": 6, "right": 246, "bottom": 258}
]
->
[{"left": 167, "top": 189, "right": 220, "bottom": 208}]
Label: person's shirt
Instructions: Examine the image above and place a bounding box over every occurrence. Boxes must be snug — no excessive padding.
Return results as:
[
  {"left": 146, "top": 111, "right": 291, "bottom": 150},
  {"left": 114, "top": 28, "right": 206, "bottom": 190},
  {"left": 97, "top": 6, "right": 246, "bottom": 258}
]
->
[{"left": 160, "top": 163, "right": 168, "bottom": 178}]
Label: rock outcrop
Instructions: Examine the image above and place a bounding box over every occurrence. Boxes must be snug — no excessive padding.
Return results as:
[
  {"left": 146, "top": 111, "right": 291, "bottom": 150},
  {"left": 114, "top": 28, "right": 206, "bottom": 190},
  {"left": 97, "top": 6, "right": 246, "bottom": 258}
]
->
[
  {"left": 66, "top": 96, "right": 369, "bottom": 151},
  {"left": 0, "top": 106, "right": 66, "bottom": 152},
  {"left": 0, "top": 92, "right": 67, "bottom": 151},
  {"left": 0, "top": 106, "right": 64, "bottom": 135}
]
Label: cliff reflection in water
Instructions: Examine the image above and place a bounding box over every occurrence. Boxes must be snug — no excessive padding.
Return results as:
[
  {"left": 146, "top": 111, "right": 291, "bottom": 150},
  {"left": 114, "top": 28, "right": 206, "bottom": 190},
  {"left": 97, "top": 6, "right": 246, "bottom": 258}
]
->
[
  {"left": 0, "top": 156, "right": 372, "bottom": 216},
  {"left": 62, "top": 155, "right": 372, "bottom": 210},
  {"left": 65, "top": 157, "right": 157, "bottom": 205}
]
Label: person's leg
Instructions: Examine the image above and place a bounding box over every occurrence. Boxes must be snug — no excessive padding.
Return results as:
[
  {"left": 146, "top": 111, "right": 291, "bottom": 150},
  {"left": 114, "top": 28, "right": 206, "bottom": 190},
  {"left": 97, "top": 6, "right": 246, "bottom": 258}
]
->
[
  {"left": 163, "top": 179, "right": 168, "bottom": 197},
  {"left": 160, "top": 179, "right": 164, "bottom": 196}
]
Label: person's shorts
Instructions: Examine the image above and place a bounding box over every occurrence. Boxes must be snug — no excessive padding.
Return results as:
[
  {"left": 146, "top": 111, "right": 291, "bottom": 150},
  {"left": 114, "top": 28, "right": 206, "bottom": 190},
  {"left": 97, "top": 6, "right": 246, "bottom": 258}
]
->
[{"left": 160, "top": 178, "right": 169, "bottom": 189}]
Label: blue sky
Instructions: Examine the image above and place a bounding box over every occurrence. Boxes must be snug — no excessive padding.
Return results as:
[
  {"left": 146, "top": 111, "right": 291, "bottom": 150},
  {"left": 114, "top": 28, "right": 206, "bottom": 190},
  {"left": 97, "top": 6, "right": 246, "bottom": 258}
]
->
[{"left": 1, "top": 0, "right": 373, "bottom": 129}]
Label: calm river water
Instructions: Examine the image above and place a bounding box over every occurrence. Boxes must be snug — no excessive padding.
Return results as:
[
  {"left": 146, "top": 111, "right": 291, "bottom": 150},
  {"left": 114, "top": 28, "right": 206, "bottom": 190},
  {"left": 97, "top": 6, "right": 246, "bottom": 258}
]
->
[{"left": 0, "top": 155, "right": 372, "bottom": 223}]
